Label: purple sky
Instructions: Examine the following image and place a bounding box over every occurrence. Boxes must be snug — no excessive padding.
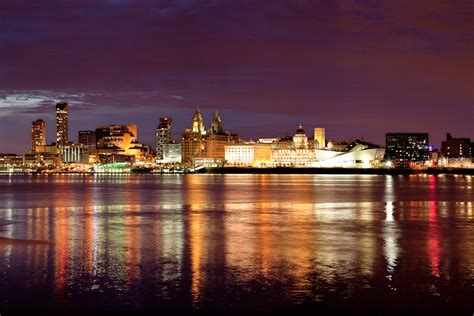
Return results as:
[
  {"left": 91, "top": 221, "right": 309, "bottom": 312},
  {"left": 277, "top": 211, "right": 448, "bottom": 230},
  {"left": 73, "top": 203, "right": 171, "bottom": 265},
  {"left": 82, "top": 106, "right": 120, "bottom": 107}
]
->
[{"left": 0, "top": 0, "right": 473, "bottom": 153}]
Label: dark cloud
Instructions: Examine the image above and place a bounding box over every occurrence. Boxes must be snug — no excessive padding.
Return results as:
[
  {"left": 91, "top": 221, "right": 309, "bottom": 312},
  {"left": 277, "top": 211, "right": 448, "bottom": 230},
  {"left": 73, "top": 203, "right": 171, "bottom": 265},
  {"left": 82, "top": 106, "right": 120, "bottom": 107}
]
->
[{"left": 0, "top": 0, "right": 472, "bottom": 153}]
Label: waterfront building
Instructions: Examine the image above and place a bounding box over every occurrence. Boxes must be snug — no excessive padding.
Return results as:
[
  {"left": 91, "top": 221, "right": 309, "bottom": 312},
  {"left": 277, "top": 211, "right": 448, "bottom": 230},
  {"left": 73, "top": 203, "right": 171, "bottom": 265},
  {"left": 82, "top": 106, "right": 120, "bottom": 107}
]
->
[
  {"left": 313, "top": 127, "right": 325, "bottom": 149},
  {"left": 441, "top": 133, "right": 471, "bottom": 158},
  {"left": 24, "top": 152, "right": 61, "bottom": 168},
  {"left": 163, "top": 142, "right": 182, "bottom": 164},
  {"left": 96, "top": 124, "right": 138, "bottom": 152},
  {"left": 181, "top": 107, "right": 240, "bottom": 164},
  {"left": 56, "top": 100, "right": 68, "bottom": 147},
  {"left": 0, "top": 154, "right": 24, "bottom": 168},
  {"left": 31, "top": 119, "right": 46, "bottom": 153},
  {"left": 385, "top": 133, "right": 429, "bottom": 168},
  {"left": 156, "top": 117, "right": 172, "bottom": 160},
  {"left": 182, "top": 106, "right": 206, "bottom": 163},
  {"left": 78, "top": 130, "right": 96, "bottom": 148},
  {"left": 61, "top": 143, "right": 89, "bottom": 164},
  {"left": 225, "top": 143, "right": 272, "bottom": 167},
  {"left": 314, "top": 140, "right": 385, "bottom": 168},
  {"left": 271, "top": 125, "right": 316, "bottom": 167}
]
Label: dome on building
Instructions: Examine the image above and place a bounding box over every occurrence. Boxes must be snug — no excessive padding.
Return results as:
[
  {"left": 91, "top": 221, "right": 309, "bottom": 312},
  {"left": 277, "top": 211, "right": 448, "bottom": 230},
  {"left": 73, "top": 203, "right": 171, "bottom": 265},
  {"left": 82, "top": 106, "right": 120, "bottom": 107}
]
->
[{"left": 295, "top": 123, "right": 306, "bottom": 135}]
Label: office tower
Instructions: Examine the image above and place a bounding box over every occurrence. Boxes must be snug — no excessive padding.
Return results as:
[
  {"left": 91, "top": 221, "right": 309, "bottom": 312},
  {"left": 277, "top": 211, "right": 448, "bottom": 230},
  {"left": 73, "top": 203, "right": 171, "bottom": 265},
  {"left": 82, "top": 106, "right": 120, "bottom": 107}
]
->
[
  {"left": 314, "top": 127, "right": 325, "bottom": 149},
  {"left": 56, "top": 100, "right": 68, "bottom": 147},
  {"left": 385, "top": 133, "right": 429, "bottom": 168},
  {"left": 31, "top": 119, "right": 46, "bottom": 153},
  {"left": 441, "top": 133, "right": 471, "bottom": 158},
  {"left": 78, "top": 130, "right": 96, "bottom": 148},
  {"left": 156, "top": 117, "right": 172, "bottom": 160}
]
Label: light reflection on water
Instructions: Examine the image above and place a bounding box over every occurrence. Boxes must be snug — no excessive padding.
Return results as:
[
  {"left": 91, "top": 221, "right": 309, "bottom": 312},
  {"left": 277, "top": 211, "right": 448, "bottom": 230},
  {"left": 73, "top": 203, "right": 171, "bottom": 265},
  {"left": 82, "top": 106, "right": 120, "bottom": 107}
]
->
[{"left": 0, "top": 174, "right": 473, "bottom": 311}]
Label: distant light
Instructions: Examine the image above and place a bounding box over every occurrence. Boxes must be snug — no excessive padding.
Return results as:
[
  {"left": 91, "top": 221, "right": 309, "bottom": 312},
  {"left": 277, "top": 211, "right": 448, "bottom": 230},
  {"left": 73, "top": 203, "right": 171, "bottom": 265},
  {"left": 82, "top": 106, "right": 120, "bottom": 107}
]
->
[{"left": 386, "top": 161, "right": 393, "bottom": 167}]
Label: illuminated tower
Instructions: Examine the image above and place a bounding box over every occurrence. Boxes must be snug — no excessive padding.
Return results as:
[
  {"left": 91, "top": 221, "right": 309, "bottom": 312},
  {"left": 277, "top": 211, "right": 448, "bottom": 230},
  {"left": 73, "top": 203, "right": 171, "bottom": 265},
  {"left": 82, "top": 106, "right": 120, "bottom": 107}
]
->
[
  {"left": 314, "top": 127, "right": 325, "bottom": 149},
  {"left": 192, "top": 105, "right": 206, "bottom": 135},
  {"left": 182, "top": 106, "right": 206, "bottom": 163},
  {"left": 156, "top": 117, "right": 172, "bottom": 160},
  {"left": 31, "top": 119, "right": 46, "bottom": 153},
  {"left": 56, "top": 100, "right": 68, "bottom": 147},
  {"left": 210, "top": 110, "right": 223, "bottom": 135}
]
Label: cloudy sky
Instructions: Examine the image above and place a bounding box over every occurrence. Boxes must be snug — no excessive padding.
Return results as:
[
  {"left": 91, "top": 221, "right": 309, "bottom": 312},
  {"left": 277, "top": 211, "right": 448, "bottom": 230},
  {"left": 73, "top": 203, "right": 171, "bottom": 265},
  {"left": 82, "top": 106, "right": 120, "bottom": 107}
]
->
[{"left": 0, "top": 0, "right": 472, "bottom": 153}]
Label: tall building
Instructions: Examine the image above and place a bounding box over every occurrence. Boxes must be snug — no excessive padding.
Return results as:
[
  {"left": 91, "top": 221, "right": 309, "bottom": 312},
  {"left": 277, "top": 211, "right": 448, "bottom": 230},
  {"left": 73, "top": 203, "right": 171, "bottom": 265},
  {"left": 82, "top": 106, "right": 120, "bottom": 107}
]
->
[
  {"left": 31, "top": 119, "right": 46, "bottom": 153},
  {"left": 156, "top": 117, "right": 172, "bottom": 160},
  {"left": 441, "top": 133, "right": 471, "bottom": 158},
  {"left": 182, "top": 106, "right": 206, "bottom": 163},
  {"left": 385, "top": 133, "right": 429, "bottom": 168},
  {"left": 314, "top": 128, "right": 325, "bottom": 149},
  {"left": 78, "top": 130, "right": 96, "bottom": 148},
  {"left": 56, "top": 100, "right": 68, "bottom": 147}
]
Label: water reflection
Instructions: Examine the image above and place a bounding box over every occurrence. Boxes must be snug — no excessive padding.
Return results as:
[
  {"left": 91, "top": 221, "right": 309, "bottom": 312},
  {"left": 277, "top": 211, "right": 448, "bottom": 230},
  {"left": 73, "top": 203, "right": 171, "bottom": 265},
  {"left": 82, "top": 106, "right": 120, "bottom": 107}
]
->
[{"left": 0, "top": 174, "right": 473, "bottom": 311}]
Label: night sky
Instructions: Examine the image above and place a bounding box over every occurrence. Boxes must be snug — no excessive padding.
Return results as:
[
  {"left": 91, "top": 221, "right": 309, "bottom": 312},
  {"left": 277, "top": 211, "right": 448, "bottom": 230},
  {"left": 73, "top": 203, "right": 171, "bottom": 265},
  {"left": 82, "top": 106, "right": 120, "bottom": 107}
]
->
[{"left": 0, "top": 0, "right": 472, "bottom": 153}]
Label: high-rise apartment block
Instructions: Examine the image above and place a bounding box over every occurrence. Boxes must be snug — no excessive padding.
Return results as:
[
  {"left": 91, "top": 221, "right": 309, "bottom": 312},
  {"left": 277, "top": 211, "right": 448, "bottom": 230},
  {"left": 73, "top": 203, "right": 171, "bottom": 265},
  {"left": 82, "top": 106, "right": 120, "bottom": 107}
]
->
[
  {"left": 31, "top": 119, "right": 46, "bottom": 153},
  {"left": 56, "top": 100, "right": 68, "bottom": 147}
]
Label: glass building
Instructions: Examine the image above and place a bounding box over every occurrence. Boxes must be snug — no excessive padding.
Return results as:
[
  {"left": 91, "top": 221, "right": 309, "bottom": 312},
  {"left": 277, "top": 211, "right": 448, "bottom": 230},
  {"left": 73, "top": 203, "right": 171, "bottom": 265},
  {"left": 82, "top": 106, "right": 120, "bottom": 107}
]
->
[{"left": 385, "top": 133, "right": 429, "bottom": 168}]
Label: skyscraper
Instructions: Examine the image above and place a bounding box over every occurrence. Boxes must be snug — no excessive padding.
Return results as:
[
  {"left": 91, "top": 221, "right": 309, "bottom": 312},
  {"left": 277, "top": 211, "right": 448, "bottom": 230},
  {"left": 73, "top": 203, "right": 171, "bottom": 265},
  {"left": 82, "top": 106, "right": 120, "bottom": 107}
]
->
[
  {"left": 31, "top": 119, "right": 46, "bottom": 153},
  {"left": 56, "top": 100, "right": 68, "bottom": 147},
  {"left": 156, "top": 117, "right": 172, "bottom": 160}
]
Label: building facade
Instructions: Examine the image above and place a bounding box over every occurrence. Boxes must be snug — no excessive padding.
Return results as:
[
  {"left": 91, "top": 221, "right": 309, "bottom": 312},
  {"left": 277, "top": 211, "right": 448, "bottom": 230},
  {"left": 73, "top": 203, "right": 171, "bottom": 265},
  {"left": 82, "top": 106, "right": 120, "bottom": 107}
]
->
[
  {"left": 31, "top": 119, "right": 46, "bottom": 153},
  {"left": 385, "top": 133, "right": 429, "bottom": 168},
  {"left": 156, "top": 117, "right": 172, "bottom": 160},
  {"left": 56, "top": 100, "right": 68, "bottom": 147},
  {"left": 78, "top": 130, "right": 96, "bottom": 148},
  {"left": 313, "top": 127, "right": 325, "bottom": 149},
  {"left": 441, "top": 133, "right": 471, "bottom": 158}
]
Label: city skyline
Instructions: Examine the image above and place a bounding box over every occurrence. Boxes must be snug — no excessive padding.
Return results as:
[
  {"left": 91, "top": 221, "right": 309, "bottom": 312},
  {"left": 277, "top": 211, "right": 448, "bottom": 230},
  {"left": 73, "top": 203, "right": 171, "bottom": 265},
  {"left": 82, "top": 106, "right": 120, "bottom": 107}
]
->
[
  {"left": 0, "top": 1, "right": 473, "bottom": 153},
  {"left": 1, "top": 100, "right": 472, "bottom": 155}
]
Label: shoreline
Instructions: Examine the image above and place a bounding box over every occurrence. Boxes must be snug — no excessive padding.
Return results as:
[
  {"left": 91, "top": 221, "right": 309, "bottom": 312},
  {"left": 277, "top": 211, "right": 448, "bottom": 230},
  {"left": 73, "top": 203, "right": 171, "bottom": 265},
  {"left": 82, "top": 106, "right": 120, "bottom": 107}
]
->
[
  {"left": 0, "top": 167, "right": 473, "bottom": 175},
  {"left": 203, "top": 167, "right": 474, "bottom": 175}
]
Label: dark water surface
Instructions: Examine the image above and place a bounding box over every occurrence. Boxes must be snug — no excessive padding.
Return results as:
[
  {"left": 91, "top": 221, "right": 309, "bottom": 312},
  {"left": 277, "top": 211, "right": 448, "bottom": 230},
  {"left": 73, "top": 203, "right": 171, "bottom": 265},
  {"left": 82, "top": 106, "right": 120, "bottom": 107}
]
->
[{"left": 0, "top": 174, "right": 473, "bottom": 313}]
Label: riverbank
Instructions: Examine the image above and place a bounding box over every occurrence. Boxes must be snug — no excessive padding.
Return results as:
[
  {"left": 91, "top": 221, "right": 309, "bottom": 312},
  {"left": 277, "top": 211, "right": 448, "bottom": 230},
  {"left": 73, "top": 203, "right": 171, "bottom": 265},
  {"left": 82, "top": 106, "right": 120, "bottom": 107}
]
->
[{"left": 203, "top": 167, "right": 474, "bottom": 175}]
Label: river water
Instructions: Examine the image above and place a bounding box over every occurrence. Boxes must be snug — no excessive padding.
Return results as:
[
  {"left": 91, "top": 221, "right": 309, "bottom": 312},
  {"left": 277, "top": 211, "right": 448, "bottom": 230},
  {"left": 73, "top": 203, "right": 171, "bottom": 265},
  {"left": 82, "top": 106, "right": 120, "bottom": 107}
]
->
[{"left": 0, "top": 174, "right": 473, "bottom": 312}]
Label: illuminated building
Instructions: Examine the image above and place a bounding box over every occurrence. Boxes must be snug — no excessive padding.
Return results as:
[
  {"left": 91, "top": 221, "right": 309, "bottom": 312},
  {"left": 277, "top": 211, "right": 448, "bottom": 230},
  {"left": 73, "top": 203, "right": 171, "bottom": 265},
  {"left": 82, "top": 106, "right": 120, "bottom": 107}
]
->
[
  {"left": 182, "top": 108, "right": 240, "bottom": 165},
  {"left": 96, "top": 124, "right": 138, "bottom": 152},
  {"left": 156, "top": 117, "right": 172, "bottom": 160},
  {"left": 313, "top": 127, "right": 325, "bottom": 149},
  {"left": 31, "top": 119, "right": 46, "bottom": 153},
  {"left": 440, "top": 133, "right": 473, "bottom": 168},
  {"left": 56, "top": 100, "right": 68, "bottom": 147},
  {"left": 441, "top": 133, "right": 471, "bottom": 158},
  {"left": 385, "top": 133, "right": 429, "bottom": 168},
  {"left": 78, "top": 130, "right": 96, "bottom": 148},
  {"left": 24, "top": 152, "right": 61, "bottom": 168},
  {"left": 0, "top": 153, "right": 24, "bottom": 168},
  {"left": 313, "top": 140, "right": 385, "bottom": 168},
  {"left": 271, "top": 125, "right": 316, "bottom": 167},
  {"left": 94, "top": 124, "right": 152, "bottom": 163},
  {"left": 163, "top": 142, "right": 182, "bottom": 163},
  {"left": 182, "top": 106, "right": 206, "bottom": 163},
  {"left": 61, "top": 143, "right": 89, "bottom": 164},
  {"left": 225, "top": 143, "right": 272, "bottom": 167}
]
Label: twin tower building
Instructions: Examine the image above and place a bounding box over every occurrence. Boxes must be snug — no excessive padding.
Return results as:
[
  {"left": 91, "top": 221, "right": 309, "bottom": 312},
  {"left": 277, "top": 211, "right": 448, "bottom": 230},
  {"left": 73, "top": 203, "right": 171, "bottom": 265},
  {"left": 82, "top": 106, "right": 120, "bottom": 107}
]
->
[{"left": 156, "top": 106, "right": 239, "bottom": 165}]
